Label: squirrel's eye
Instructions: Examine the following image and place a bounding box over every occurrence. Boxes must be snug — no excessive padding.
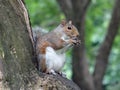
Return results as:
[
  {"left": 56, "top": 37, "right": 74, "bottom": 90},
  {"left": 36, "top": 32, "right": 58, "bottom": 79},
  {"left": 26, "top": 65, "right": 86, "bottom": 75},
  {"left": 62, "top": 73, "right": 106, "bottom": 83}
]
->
[{"left": 68, "top": 27, "right": 72, "bottom": 30}]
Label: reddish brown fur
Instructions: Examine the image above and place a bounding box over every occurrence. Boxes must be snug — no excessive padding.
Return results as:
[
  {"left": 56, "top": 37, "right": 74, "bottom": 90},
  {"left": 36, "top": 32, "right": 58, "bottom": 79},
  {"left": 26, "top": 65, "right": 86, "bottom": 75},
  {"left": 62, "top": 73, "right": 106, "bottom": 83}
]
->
[{"left": 40, "top": 58, "right": 46, "bottom": 72}]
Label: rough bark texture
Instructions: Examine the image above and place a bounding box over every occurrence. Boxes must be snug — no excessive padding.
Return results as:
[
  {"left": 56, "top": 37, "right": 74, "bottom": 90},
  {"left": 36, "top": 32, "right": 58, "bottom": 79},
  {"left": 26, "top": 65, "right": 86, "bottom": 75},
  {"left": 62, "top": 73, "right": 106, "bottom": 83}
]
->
[
  {"left": 0, "top": 0, "right": 34, "bottom": 89},
  {"left": 93, "top": 0, "right": 120, "bottom": 90},
  {"left": 57, "top": 0, "right": 120, "bottom": 90},
  {"left": 0, "top": 0, "right": 80, "bottom": 90}
]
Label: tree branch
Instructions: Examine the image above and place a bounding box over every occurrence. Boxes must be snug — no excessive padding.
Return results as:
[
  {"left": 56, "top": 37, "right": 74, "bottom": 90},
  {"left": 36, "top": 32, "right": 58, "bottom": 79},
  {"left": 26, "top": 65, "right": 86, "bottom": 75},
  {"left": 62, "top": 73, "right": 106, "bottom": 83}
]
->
[
  {"left": 71, "top": 0, "right": 91, "bottom": 22},
  {"left": 93, "top": 0, "right": 120, "bottom": 90},
  {"left": 56, "top": 0, "right": 73, "bottom": 20},
  {"left": 71, "top": 0, "right": 83, "bottom": 19},
  {"left": 83, "top": 0, "right": 91, "bottom": 11}
]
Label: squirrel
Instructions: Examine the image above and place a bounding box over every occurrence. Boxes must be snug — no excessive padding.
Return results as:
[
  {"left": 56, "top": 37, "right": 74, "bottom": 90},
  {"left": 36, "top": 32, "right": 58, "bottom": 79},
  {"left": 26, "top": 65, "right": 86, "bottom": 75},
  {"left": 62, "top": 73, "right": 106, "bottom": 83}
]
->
[{"left": 35, "top": 20, "right": 80, "bottom": 75}]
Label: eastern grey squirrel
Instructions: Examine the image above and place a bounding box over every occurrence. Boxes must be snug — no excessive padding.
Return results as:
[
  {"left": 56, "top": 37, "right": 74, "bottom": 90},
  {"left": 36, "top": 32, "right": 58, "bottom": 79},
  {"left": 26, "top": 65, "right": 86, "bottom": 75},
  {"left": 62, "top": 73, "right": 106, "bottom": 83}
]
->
[{"left": 35, "top": 20, "right": 80, "bottom": 75}]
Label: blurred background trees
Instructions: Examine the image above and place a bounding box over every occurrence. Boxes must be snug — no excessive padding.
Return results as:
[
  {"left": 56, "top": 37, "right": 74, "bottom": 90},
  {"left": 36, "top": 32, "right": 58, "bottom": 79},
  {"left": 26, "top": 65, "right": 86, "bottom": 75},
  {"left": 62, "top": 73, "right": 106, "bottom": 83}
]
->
[{"left": 25, "top": 0, "right": 120, "bottom": 90}]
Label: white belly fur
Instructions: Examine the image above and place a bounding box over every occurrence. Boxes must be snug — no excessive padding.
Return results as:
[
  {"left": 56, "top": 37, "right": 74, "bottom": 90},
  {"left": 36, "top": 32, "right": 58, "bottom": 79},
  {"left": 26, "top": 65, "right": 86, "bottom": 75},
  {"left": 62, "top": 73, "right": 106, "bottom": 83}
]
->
[{"left": 45, "top": 47, "right": 65, "bottom": 72}]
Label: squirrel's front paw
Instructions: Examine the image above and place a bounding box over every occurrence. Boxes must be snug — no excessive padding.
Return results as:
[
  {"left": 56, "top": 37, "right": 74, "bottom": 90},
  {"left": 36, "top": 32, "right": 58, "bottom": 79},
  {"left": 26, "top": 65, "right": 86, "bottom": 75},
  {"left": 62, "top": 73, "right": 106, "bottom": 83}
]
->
[
  {"left": 70, "top": 38, "right": 81, "bottom": 45},
  {"left": 69, "top": 39, "right": 77, "bottom": 44}
]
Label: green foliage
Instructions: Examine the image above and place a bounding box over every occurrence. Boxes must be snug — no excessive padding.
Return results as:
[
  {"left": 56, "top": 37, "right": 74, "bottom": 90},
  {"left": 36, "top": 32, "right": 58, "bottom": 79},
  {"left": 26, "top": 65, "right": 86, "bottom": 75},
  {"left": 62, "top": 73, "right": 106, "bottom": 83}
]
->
[
  {"left": 85, "top": 0, "right": 113, "bottom": 64},
  {"left": 104, "top": 31, "right": 120, "bottom": 85},
  {"left": 107, "top": 82, "right": 120, "bottom": 90},
  {"left": 25, "top": 0, "right": 65, "bottom": 30},
  {"left": 25, "top": 0, "right": 120, "bottom": 89}
]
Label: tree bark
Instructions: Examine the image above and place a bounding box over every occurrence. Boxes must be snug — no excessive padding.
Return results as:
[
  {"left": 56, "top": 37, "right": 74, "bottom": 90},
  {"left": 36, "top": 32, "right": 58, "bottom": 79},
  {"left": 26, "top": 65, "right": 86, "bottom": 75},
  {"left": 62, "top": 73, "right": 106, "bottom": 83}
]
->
[
  {"left": 93, "top": 0, "right": 120, "bottom": 90},
  {"left": 56, "top": 0, "right": 73, "bottom": 20},
  {"left": 0, "top": 0, "right": 80, "bottom": 90}
]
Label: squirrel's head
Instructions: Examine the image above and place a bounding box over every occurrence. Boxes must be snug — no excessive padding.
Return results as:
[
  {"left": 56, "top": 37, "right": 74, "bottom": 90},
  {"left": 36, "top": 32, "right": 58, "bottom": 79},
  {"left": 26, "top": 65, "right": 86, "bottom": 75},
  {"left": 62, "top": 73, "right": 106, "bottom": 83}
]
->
[
  {"left": 61, "top": 20, "right": 80, "bottom": 45},
  {"left": 61, "top": 20, "right": 79, "bottom": 37}
]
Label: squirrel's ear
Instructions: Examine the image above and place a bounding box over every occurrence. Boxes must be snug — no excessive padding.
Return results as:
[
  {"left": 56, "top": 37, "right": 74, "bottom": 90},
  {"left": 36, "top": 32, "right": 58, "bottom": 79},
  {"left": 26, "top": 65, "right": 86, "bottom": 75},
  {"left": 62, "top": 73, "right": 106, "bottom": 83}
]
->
[
  {"left": 61, "top": 20, "right": 66, "bottom": 26},
  {"left": 68, "top": 20, "right": 72, "bottom": 25}
]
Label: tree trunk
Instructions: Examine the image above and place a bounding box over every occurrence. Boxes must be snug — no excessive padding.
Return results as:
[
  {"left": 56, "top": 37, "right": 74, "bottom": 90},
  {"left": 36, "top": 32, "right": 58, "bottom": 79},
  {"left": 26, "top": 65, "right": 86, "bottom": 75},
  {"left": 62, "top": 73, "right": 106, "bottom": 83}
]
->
[
  {"left": 0, "top": 0, "right": 80, "bottom": 90},
  {"left": 72, "top": 15, "right": 95, "bottom": 90}
]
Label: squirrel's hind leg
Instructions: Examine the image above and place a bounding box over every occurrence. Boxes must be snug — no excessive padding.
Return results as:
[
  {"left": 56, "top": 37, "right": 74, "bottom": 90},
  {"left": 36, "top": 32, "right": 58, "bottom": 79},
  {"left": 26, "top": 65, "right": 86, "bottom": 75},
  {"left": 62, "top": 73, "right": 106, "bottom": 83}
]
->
[{"left": 37, "top": 54, "right": 46, "bottom": 72}]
